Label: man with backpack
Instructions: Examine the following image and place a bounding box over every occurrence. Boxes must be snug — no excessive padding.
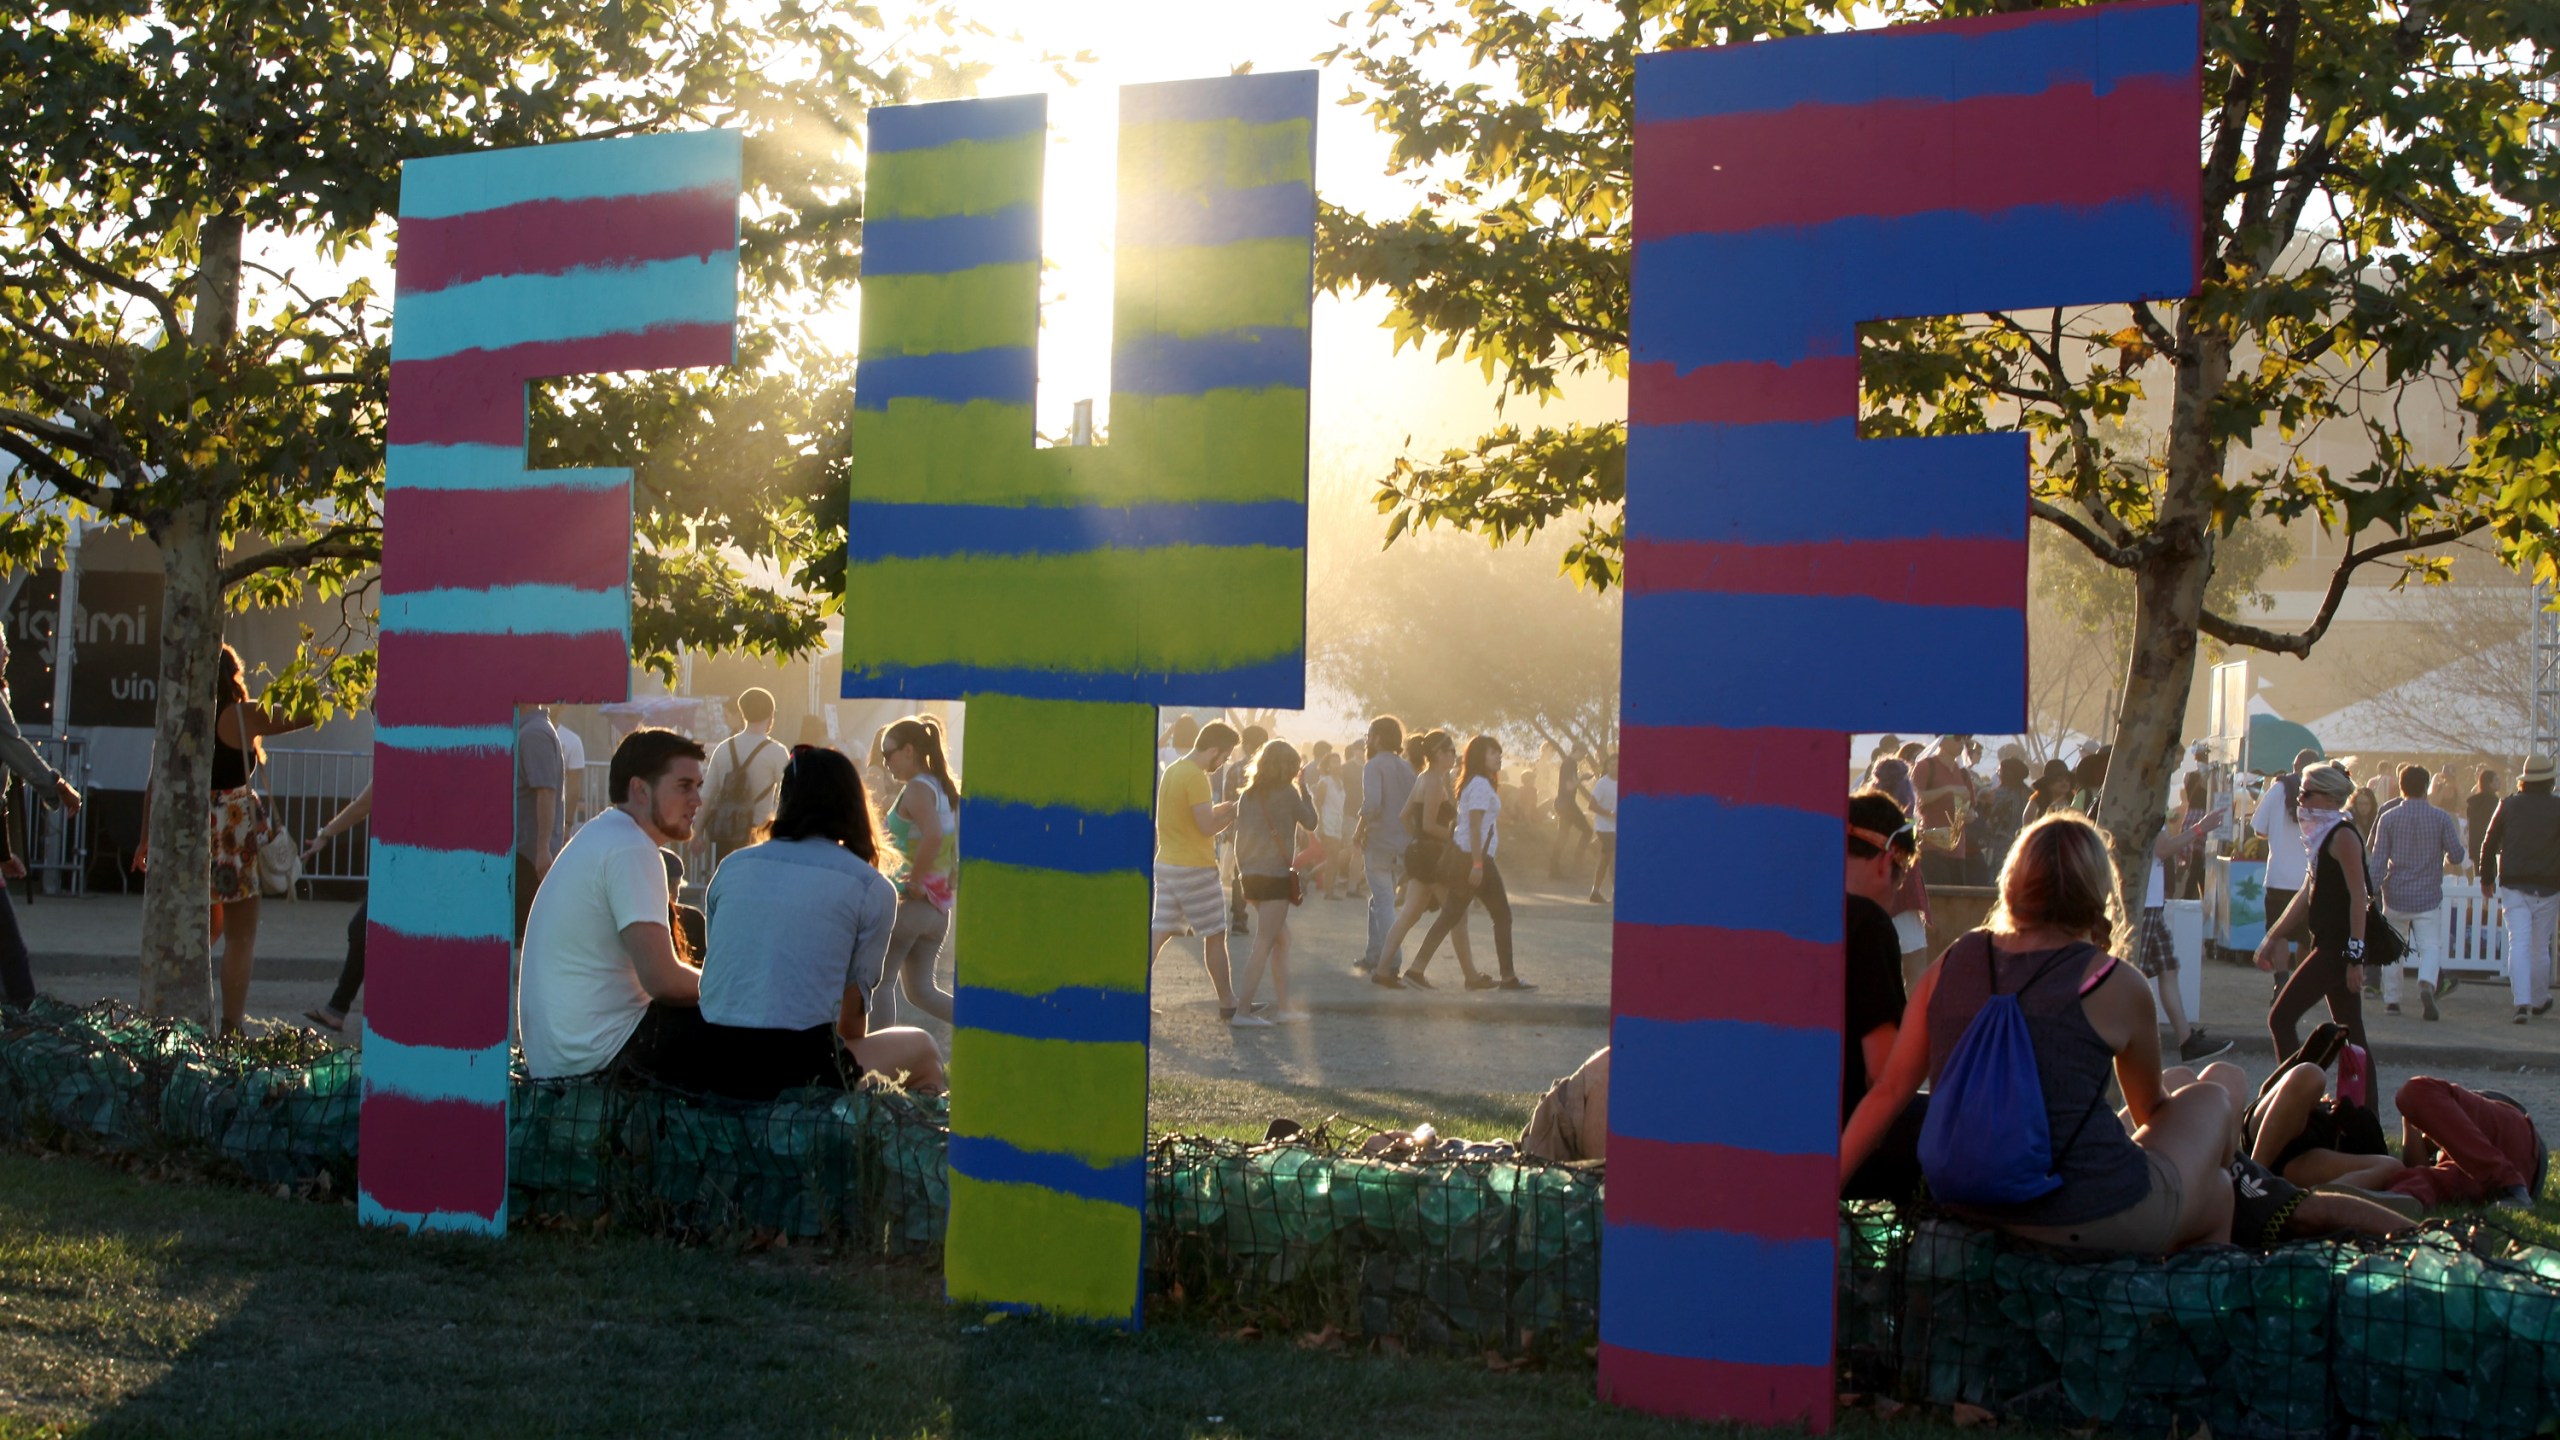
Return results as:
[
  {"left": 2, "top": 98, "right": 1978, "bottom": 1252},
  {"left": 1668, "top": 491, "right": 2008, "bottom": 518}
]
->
[{"left": 699, "top": 688, "right": 787, "bottom": 869}]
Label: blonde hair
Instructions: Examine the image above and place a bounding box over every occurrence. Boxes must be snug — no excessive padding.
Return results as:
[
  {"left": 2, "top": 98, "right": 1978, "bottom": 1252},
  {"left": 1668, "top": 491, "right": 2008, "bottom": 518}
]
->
[
  {"left": 1987, "top": 812, "right": 2125, "bottom": 955},
  {"left": 1245, "top": 738, "right": 1302, "bottom": 795}
]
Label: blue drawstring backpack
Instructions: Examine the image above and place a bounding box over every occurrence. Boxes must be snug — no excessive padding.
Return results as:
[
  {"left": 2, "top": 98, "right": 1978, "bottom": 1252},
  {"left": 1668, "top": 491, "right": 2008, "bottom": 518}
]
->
[{"left": 1919, "top": 937, "right": 2099, "bottom": 1208}]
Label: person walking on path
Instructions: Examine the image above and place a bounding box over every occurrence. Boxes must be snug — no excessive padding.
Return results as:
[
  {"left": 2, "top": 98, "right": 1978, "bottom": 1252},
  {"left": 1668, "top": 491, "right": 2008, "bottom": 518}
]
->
[
  {"left": 1548, "top": 747, "right": 1594, "bottom": 879},
  {"left": 203, "top": 645, "right": 311, "bottom": 1038},
  {"left": 873, "top": 716, "right": 960, "bottom": 1025},
  {"left": 2142, "top": 795, "right": 2231, "bottom": 1065},
  {"left": 1412, "top": 734, "right": 1534, "bottom": 991},
  {"left": 1148, "top": 721, "right": 1241, "bottom": 1017},
  {"left": 1380, "top": 730, "right": 1481, "bottom": 988},
  {"left": 1229, "top": 740, "right": 1319, "bottom": 1026},
  {"left": 300, "top": 781, "right": 374, "bottom": 1033},
  {"left": 1587, "top": 752, "right": 1619, "bottom": 903},
  {"left": 2251, "top": 748, "right": 2323, "bottom": 993},
  {"left": 2368, "top": 765, "right": 2470, "bottom": 1020},
  {"left": 2480, "top": 754, "right": 2560, "bottom": 1024},
  {"left": 2467, "top": 766, "right": 2502, "bottom": 867},
  {"left": 0, "top": 625, "right": 80, "bottom": 1013},
  {"left": 700, "top": 687, "right": 787, "bottom": 867},
  {"left": 1353, "top": 715, "right": 1416, "bottom": 981},
  {"left": 2258, "top": 763, "right": 2375, "bottom": 1057},
  {"left": 1219, "top": 724, "right": 1267, "bottom": 937},
  {"left": 1913, "top": 733, "right": 1980, "bottom": 886}
]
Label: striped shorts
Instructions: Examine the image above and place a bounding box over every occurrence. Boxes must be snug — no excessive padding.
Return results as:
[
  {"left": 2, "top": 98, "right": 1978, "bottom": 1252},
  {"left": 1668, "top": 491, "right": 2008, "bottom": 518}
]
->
[{"left": 1151, "top": 863, "right": 1228, "bottom": 937}]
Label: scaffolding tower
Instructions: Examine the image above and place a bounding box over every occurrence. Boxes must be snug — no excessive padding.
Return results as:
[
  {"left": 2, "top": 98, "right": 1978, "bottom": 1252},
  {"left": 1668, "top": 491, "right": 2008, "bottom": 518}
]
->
[{"left": 2536, "top": 579, "right": 2560, "bottom": 758}]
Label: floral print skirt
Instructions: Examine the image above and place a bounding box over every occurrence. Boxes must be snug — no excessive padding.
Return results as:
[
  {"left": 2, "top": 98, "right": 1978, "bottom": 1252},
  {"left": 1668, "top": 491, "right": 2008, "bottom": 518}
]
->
[{"left": 210, "top": 785, "right": 264, "bottom": 905}]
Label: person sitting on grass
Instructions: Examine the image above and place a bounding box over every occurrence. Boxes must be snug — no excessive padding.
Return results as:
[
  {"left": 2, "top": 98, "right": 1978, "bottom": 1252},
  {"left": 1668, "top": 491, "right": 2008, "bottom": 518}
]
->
[
  {"left": 1842, "top": 813, "right": 2249, "bottom": 1254},
  {"left": 694, "top": 746, "right": 945, "bottom": 1098},
  {"left": 2250, "top": 1048, "right": 2545, "bottom": 1212}
]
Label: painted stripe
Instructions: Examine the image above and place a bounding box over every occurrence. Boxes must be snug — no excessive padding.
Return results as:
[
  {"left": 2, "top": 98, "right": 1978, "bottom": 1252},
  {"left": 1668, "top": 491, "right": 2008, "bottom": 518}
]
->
[
  {"left": 386, "top": 445, "right": 628, "bottom": 492},
  {"left": 362, "top": 931, "right": 514, "bottom": 1050},
  {"left": 1597, "top": 1345, "right": 1836, "bottom": 1427},
  {"left": 378, "top": 585, "right": 627, "bottom": 639},
  {"left": 1609, "top": 1015, "right": 1839, "bottom": 1153},
  {"left": 868, "top": 93, "right": 1046, "bottom": 154},
  {"left": 387, "top": 325, "right": 736, "bottom": 446},
  {"left": 1617, "top": 726, "right": 1845, "bottom": 811},
  {"left": 369, "top": 844, "right": 515, "bottom": 942},
  {"left": 851, "top": 347, "right": 1035, "bottom": 410},
  {"left": 374, "top": 630, "right": 632, "bottom": 726},
  {"left": 1625, "top": 422, "right": 2024, "bottom": 545},
  {"left": 375, "top": 724, "right": 513, "bottom": 753},
  {"left": 1622, "top": 535, "right": 2026, "bottom": 610},
  {"left": 1631, "top": 0, "right": 2196, "bottom": 122},
  {"left": 954, "top": 985, "right": 1150, "bottom": 1046},
  {"left": 398, "top": 127, "right": 742, "bottom": 221},
  {"left": 947, "top": 1134, "right": 1146, "bottom": 1209},
  {"left": 949, "top": 863, "right": 1152, "bottom": 995},
  {"left": 862, "top": 207, "right": 1043, "bottom": 276},
  {"left": 846, "top": 501, "right": 1301, "bottom": 562},
  {"left": 1614, "top": 793, "right": 1841, "bottom": 941},
  {"left": 397, "top": 183, "right": 737, "bottom": 295},
  {"left": 1629, "top": 355, "right": 1855, "bottom": 427},
  {"left": 358, "top": 1093, "right": 508, "bottom": 1221},
  {"left": 945, "top": 1172, "right": 1143, "bottom": 1322},
  {"left": 1600, "top": 1225, "right": 1835, "bottom": 1368},
  {"left": 1630, "top": 199, "right": 2197, "bottom": 368},
  {"left": 1120, "top": 70, "right": 1318, "bottom": 127},
  {"left": 1123, "top": 182, "right": 1314, "bottom": 248},
  {"left": 369, "top": 747, "right": 514, "bottom": 853},
  {"left": 362, "top": 1036, "right": 513, "bottom": 1105},
  {"left": 389, "top": 253, "right": 741, "bottom": 363},
  {"left": 840, "top": 654, "right": 1307, "bottom": 711},
  {"left": 961, "top": 695, "right": 1159, "bottom": 815},
  {"left": 382, "top": 487, "right": 630, "bottom": 595},
  {"left": 1605, "top": 1137, "right": 1840, "bottom": 1241},
  {"left": 356, "top": 1193, "right": 506, "bottom": 1236},
  {"left": 1112, "top": 327, "right": 1307, "bottom": 398},
  {"left": 962, "top": 799, "right": 1153, "bottom": 877},
  {"left": 1622, "top": 591, "right": 2025, "bottom": 733},
  {"left": 1612, "top": 922, "right": 1842, "bottom": 1032},
  {"left": 1632, "top": 76, "right": 2197, "bottom": 241},
  {"left": 947, "top": 1030, "right": 1148, "bottom": 1166}
]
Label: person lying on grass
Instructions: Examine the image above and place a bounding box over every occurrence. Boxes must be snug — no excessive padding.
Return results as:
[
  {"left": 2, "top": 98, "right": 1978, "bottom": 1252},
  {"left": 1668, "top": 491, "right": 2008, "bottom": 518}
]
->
[{"left": 2250, "top": 1051, "right": 2546, "bottom": 1213}]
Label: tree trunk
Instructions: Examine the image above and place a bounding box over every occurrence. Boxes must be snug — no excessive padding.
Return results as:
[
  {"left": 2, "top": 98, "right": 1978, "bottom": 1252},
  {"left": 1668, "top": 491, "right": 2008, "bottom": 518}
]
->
[
  {"left": 136, "top": 211, "right": 242, "bottom": 1025},
  {"left": 2096, "top": 323, "right": 2232, "bottom": 936},
  {"left": 137, "top": 501, "right": 225, "bottom": 1022}
]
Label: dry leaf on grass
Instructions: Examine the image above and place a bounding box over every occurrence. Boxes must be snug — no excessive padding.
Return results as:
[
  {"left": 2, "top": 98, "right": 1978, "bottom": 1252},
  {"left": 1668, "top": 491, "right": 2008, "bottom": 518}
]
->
[{"left": 1952, "top": 1402, "right": 1997, "bottom": 1428}]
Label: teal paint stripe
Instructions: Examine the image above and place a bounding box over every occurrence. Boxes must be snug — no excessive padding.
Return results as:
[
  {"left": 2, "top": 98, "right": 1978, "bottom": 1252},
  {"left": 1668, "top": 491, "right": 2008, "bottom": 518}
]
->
[
  {"left": 378, "top": 585, "right": 627, "bottom": 638},
  {"left": 376, "top": 724, "right": 513, "bottom": 754},
  {"left": 389, "top": 254, "right": 741, "bottom": 363},
  {"left": 363, "top": 1036, "right": 513, "bottom": 1105},
  {"left": 357, "top": 1193, "right": 505, "bottom": 1235},
  {"left": 370, "top": 844, "right": 513, "bottom": 941},
  {"left": 387, "top": 445, "right": 631, "bottom": 493},
  {"left": 400, "top": 128, "right": 743, "bottom": 221}
]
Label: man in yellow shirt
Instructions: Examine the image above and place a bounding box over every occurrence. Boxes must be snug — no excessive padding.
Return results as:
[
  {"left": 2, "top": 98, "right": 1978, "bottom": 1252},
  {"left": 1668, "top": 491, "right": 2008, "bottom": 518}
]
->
[{"left": 1150, "top": 721, "right": 1241, "bottom": 1017}]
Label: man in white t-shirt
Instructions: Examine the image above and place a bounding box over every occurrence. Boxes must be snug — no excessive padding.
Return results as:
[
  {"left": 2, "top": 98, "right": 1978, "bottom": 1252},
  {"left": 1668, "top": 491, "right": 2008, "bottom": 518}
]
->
[
  {"left": 1587, "top": 753, "right": 1620, "bottom": 904},
  {"left": 701, "top": 687, "right": 788, "bottom": 863},
  {"left": 519, "top": 728, "right": 710, "bottom": 1082}
]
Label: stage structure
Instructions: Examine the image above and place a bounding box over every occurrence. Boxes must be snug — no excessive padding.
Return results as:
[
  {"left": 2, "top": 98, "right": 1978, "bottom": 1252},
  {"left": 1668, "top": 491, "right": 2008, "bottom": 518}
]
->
[
  {"left": 1603, "top": 3, "right": 2200, "bottom": 1425},
  {"left": 841, "top": 73, "right": 1318, "bottom": 1322},
  {"left": 361, "top": 130, "right": 745, "bottom": 1233}
]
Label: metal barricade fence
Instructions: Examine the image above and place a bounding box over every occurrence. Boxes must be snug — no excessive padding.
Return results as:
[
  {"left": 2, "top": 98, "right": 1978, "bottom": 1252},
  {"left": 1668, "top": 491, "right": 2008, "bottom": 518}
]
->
[
  {"left": 18, "top": 736, "right": 89, "bottom": 896},
  {"left": 259, "top": 747, "right": 373, "bottom": 894}
]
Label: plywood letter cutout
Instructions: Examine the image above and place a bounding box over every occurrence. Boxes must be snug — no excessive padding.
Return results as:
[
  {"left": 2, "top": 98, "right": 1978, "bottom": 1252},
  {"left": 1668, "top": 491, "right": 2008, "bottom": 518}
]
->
[
  {"left": 361, "top": 131, "right": 743, "bottom": 1234},
  {"left": 844, "top": 73, "right": 1317, "bottom": 1322},
  {"left": 1602, "top": 5, "right": 2198, "bottom": 1424}
]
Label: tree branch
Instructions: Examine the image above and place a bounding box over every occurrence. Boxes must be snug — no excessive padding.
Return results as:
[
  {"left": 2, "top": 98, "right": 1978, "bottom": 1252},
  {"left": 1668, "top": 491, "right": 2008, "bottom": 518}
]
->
[
  {"left": 2198, "top": 516, "right": 2494, "bottom": 655},
  {"left": 43, "top": 232, "right": 186, "bottom": 343},
  {"left": 218, "top": 528, "right": 383, "bottom": 588},
  {"left": 0, "top": 432, "right": 129, "bottom": 520},
  {"left": 2031, "top": 497, "right": 2140, "bottom": 570}
]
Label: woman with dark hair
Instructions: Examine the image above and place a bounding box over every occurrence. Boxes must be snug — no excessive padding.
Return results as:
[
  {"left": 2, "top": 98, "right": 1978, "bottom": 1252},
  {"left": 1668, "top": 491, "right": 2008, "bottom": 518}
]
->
[
  {"left": 695, "top": 746, "right": 945, "bottom": 1097},
  {"left": 1380, "top": 730, "right": 1481, "bottom": 988},
  {"left": 1412, "top": 734, "right": 1533, "bottom": 991},
  {"left": 872, "top": 715, "right": 959, "bottom": 1025},
  {"left": 1230, "top": 739, "right": 1320, "bottom": 1025}
]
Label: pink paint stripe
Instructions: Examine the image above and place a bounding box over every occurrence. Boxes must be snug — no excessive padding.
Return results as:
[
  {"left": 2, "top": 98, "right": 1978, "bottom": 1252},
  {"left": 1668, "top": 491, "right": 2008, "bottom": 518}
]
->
[
  {"left": 358, "top": 1094, "right": 507, "bottom": 1221},
  {"left": 387, "top": 323, "right": 736, "bottom": 446},
  {"left": 1605, "top": 1137, "right": 1840, "bottom": 1240},
  {"left": 1613, "top": 922, "right": 1840, "bottom": 1031},
  {"left": 1623, "top": 535, "right": 2026, "bottom": 609},
  {"left": 364, "top": 932, "right": 514, "bottom": 1050},
  {"left": 396, "top": 185, "right": 737, "bottom": 296},
  {"left": 381, "top": 487, "right": 631, "bottom": 595},
  {"left": 1628, "top": 356, "right": 1857, "bottom": 426},
  {"left": 375, "top": 630, "right": 629, "bottom": 727},
  {"left": 1620, "top": 725, "right": 1843, "bottom": 811},
  {"left": 1633, "top": 75, "right": 2197, "bottom": 240},
  {"left": 1597, "top": 1345, "right": 1835, "bottom": 1428},
  {"left": 370, "top": 750, "right": 515, "bottom": 853}
]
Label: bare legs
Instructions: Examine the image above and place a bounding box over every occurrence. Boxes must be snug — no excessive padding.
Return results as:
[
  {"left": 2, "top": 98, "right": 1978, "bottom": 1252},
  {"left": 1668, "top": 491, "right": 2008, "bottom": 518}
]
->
[
  {"left": 217, "top": 897, "right": 260, "bottom": 1035},
  {"left": 1231, "top": 898, "right": 1298, "bottom": 1015},
  {"left": 2132, "top": 1059, "right": 2246, "bottom": 1249},
  {"left": 1149, "top": 928, "right": 1234, "bottom": 1010},
  {"left": 846, "top": 1027, "right": 948, "bottom": 1092},
  {"left": 1380, "top": 883, "right": 1476, "bottom": 985}
]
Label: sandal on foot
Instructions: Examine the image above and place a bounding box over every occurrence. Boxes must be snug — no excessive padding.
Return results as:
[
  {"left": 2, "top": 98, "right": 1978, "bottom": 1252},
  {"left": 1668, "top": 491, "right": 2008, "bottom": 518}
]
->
[
  {"left": 302, "top": 1007, "right": 346, "bottom": 1034},
  {"left": 1464, "top": 975, "right": 1498, "bottom": 991},
  {"left": 1403, "top": 971, "right": 1435, "bottom": 990},
  {"left": 1496, "top": 977, "right": 1536, "bottom": 991}
]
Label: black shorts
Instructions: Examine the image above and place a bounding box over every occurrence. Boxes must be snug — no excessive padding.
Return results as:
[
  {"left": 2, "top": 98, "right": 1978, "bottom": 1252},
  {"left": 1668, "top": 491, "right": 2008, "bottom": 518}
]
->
[
  {"left": 1242, "top": 873, "right": 1296, "bottom": 903},
  {"left": 691, "top": 1021, "right": 851, "bottom": 1103},
  {"left": 609, "top": 1001, "right": 712, "bottom": 1088},
  {"left": 2264, "top": 887, "right": 2298, "bottom": 937}
]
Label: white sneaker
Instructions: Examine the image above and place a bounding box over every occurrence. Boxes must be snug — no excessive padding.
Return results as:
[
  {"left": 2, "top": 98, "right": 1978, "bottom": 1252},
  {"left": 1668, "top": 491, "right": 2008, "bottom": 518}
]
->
[
  {"left": 1268, "top": 1008, "right": 1312, "bottom": 1024},
  {"left": 1229, "top": 1012, "right": 1275, "bottom": 1029}
]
